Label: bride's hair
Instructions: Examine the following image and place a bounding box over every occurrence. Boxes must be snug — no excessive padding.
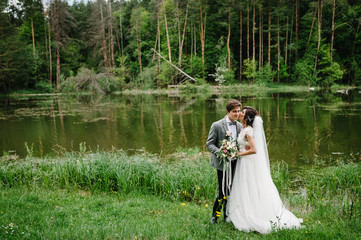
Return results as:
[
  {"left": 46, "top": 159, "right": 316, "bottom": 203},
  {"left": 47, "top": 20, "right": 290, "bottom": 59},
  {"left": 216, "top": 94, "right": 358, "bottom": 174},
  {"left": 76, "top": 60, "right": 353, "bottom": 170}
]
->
[{"left": 243, "top": 106, "right": 258, "bottom": 127}]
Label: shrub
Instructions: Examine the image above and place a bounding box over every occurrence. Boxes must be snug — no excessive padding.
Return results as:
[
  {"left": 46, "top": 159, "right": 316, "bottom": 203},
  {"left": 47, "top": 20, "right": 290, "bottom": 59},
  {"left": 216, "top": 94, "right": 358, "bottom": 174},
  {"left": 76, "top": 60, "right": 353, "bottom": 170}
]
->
[
  {"left": 255, "top": 63, "right": 276, "bottom": 85},
  {"left": 61, "top": 68, "right": 122, "bottom": 94},
  {"left": 136, "top": 66, "right": 157, "bottom": 89},
  {"left": 209, "top": 55, "right": 236, "bottom": 85}
]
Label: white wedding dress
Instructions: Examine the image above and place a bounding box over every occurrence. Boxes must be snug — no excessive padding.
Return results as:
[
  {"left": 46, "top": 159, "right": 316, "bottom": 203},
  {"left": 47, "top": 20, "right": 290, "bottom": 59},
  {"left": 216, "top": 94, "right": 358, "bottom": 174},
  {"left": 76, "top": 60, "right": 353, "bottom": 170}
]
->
[{"left": 227, "top": 116, "right": 302, "bottom": 234}]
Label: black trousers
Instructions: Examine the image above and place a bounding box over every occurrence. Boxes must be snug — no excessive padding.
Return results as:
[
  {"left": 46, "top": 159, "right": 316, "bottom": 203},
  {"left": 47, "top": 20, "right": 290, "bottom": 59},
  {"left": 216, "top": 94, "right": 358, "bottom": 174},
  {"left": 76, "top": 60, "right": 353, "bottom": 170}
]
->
[{"left": 212, "top": 160, "right": 237, "bottom": 219}]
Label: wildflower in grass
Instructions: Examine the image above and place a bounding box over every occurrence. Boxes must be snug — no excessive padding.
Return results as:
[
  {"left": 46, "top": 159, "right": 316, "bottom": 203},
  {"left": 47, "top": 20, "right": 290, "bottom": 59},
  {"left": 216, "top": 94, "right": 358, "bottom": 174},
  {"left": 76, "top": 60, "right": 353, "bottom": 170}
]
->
[
  {"left": 197, "top": 187, "right": 200, "bottom": 190},
  {"left": 205, "top": 204, "right": 209, "bottom": 208},
  {"left": 181, "top": 203, "right": 186, "bottom": 206}
]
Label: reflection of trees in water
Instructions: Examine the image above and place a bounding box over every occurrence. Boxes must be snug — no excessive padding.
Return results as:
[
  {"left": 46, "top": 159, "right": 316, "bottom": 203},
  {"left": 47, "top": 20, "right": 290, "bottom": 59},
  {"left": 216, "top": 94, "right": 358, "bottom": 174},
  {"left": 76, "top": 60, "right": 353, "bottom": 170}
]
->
[
  {"left": 1, "top": 90, "right": 360, "bottom": 160},
  {"left": 202, "top": 102, "right": 207, "bottom": 151}
]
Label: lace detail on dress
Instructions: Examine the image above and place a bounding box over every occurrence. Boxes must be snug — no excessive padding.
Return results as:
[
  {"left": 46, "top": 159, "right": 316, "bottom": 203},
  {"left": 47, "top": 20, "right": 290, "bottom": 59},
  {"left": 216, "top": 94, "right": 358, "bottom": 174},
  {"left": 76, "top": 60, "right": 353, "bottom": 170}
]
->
[{"left": 237, "top": 126, "right": 254, "bottom": 151}]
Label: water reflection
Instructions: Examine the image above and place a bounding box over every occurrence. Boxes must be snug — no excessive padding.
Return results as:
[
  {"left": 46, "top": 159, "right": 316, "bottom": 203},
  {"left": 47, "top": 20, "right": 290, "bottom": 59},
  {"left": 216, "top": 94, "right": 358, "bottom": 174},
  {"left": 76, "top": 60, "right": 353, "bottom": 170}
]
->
[{"left": 0, "top": 89, "right": 360, "bottom": 168}]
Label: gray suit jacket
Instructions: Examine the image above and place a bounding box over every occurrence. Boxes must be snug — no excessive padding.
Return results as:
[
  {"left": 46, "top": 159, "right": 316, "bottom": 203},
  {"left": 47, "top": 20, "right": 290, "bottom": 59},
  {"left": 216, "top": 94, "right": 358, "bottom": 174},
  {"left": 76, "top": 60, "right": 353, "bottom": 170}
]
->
[{"left": 206, "top": 118, "right": 242, "bottom": 171}]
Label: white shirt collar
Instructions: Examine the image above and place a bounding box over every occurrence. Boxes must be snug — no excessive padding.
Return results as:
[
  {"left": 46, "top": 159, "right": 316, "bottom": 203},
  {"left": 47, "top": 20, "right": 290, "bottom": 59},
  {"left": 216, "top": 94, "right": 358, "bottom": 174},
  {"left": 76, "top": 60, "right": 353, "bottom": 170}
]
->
[{"left": 226, "top": 116, "right": 235, "bottom": 124}]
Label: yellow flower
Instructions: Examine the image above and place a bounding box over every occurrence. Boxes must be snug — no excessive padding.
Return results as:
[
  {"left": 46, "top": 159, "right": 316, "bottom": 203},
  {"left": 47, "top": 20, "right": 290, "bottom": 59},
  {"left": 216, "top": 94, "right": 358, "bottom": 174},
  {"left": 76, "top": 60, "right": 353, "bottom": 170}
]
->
[
  {"left": 197, "top": 187, "right": 200, "bottom": 190},
  {"left": 205, "top": 204, "right": 209, "bottom": 208},
  {"left": 181, "top": 203, "right": 186, "bottom": 206},
  {"left": 223, "top": 196, "right": 227, "bottom": 199},
  {"left": 305, "top": 231, "right": 308, "bottom": 233},
  {"left": 218, "top": 200, "right": 221, "bottom": 202}
]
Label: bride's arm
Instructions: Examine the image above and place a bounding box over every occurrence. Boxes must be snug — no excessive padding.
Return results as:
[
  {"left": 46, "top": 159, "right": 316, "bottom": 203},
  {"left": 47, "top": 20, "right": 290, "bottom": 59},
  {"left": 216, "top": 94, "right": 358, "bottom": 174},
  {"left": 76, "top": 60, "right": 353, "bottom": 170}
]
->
[{"left": 238, "top": 134, "right": 257, "bottom": 156}]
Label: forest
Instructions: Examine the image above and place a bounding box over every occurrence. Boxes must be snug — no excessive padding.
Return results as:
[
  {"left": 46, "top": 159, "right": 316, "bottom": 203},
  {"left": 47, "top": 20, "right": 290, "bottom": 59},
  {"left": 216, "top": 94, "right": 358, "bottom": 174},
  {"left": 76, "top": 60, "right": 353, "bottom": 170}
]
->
[{"left": 0, "top": 0, "right": 360, "bottom": 93}]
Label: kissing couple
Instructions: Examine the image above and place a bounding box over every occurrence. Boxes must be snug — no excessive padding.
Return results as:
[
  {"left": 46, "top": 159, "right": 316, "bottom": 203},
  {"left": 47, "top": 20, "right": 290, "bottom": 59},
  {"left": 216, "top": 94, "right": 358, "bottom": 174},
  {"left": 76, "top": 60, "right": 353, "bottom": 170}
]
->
[{"left": 206, "top": 99, "right": 303, "bottom": 234}]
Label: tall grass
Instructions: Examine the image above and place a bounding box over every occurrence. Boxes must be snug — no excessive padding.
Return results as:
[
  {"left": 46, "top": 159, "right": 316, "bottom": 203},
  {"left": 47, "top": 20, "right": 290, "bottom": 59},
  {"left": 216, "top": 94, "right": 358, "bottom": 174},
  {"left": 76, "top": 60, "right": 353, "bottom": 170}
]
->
[
  {"left": 0, "top": 149, "right": 217, "bottom": 202},
  {"left": 1, "top": 148, "right": 360, "bottom": 217}
]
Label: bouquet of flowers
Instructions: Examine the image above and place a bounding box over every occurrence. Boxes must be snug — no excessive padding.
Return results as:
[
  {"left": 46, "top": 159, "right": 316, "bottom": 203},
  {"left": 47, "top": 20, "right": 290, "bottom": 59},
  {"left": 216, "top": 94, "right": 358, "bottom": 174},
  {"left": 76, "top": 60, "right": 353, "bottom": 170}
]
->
[{"left": 217, "top": 131, "right": 239, "bottom": 167}]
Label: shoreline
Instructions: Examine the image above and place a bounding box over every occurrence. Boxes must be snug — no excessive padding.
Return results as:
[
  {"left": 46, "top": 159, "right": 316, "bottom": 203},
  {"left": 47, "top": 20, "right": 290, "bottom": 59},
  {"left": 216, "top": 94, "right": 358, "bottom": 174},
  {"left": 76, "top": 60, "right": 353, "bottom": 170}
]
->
[{"left": 2, "top": 84, "right": 357, "bottom": 97}]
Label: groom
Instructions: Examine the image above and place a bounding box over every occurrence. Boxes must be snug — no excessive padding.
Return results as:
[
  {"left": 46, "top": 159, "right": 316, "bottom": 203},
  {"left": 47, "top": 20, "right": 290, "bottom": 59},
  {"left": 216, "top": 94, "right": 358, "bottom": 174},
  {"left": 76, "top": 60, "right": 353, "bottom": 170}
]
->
[{"left": 206, "top": 99, "right": 242, "bottom": 224}]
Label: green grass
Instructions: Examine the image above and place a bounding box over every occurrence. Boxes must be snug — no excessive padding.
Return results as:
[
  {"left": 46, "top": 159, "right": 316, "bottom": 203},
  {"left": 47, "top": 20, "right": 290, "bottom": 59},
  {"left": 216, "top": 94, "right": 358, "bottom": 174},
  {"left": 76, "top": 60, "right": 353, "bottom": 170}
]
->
[
  {"left": 118, "top": 83, "right": 313, "bottom": 96},
  {"left": 0, "top": 149, "right": 360, "bottom": 239}
]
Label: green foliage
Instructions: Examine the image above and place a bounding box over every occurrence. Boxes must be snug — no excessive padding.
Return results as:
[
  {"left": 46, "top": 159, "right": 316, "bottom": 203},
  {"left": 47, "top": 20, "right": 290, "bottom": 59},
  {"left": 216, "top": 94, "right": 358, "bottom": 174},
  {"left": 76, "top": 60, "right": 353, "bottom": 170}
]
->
[
  {"left": 351, "top": 60, "right": 361, "bottom": 86},
  {"left": 112, "top": 55, "right": 131, "bottom": 85},
  {"left": 136, "top": 66, "right": 157, "bottom": 89},
  {"left": 242, "top": 59, "right": 257, "bottom": 80},
  {"left": 209, "top": 53, "right": 235, "bottom": 85},
  {"left": 183, "top": 56, "right": 205, "bottom": 80},
  {"left": 34, "top": 80, "right": 55, "bottom": 93},
  {"left": 156, "top": 63, "right": 173, "bottom": 87},
  {"left": 1, "top": 0, "right": 360, "bottom": 92},
  {"left": 293, "top": 56, "right": 317, "bottom": 86},
  {"left": 319, "top": 62, "right": 344, "bottom": 87},
  {"left": 255, "top": 64, "right": 276, "bottom": 85},
  {"left": 316, "top": 44, "right": 344, "bottom": 87}
]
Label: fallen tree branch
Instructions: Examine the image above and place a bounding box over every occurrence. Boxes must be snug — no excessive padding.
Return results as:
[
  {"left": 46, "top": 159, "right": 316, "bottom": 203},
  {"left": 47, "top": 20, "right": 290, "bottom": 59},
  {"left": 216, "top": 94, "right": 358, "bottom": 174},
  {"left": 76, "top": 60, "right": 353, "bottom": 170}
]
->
[{"left": 151, "top": 48, "right": 196, "bottom": 83}]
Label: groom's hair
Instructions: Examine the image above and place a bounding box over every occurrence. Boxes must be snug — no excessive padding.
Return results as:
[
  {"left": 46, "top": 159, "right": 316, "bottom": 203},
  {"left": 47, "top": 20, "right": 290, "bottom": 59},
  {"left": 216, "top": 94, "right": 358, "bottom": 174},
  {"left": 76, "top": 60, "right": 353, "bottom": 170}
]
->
[{"left": 226, "top": 100, "right": 242, "bottom": 112}]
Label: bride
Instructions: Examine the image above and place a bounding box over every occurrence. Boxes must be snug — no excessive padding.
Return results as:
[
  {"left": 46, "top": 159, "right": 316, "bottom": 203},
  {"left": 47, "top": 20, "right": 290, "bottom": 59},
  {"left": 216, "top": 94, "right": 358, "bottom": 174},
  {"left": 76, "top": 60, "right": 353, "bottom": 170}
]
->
[{"left": 227, "top": 106, "right": 303, "bottom": 234}]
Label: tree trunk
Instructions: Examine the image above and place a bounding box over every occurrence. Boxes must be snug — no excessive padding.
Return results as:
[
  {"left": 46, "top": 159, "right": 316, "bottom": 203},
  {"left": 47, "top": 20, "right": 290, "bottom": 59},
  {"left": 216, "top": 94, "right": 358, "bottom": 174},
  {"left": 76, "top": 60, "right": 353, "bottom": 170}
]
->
[
  {"left": 191, "top": 22, "right": 193, "bottom": 62},
  {"left": 252, "top": 0, "right": 255, "bottom": 61},
  {"left": 56, "top": 46, "right": 60, "bottom": 91},
  {"left": 252, "top": 0, "right": 256, "bottom": 83},
  {"left": 227, "top": 8, "right": 231, "bottom": 70},
  {"left": 247, "top": 0, "right": 250, "bottom": 60},
  {"left": 44, "top": 16, "right": 48, "bottom": 70},
  {"left": 108, "top": 0, "right": 115, "bottom": 68},
  {"left": 348, "top": 19, "right": 360, "bottom": 85},
  {"left": 277, "top": 14, "right": 280, "bottom": 84},
  {"left": 31, "top": 16, "right": 36, "bottom": 57},
  {"left": 158, "top": 15, "right": 161, "bottom": 74},
  {"left": 268, "top": 0, "right": 271, "bottom": 65},
  {"left": 289, "top": 14, "right": 294, "bottom": 82},
  {"left": 259, "top": 3, "right": 262, "bottom": 69},
  {"left": 163, "top": 0, "right": 172, "bottom": 63},
  {"left": 240, "top": 8, "right": 243, "bottom": 82},
  {"left": 177, "top": 0, "right": 181, "bottom": 65},
  {"left": 100, "top": 0, "right": 108, "bottom": 69},
  {"left": 194, "top": 22, "right": 197, "bottom": 56},
  {"left": 48, "top": 11, "right": 52, "bottom": 85},
  {"left": 330, "top": 0, "right": 335, "bottom": 65},
  {"left": 285, "top": 15, "right": 289, "bottom": 65},
  {"left": 178, "top": 1, "right": 189, "bottom": 68},
  {"left": 295, "top": 0, "right": 298, "bottom": 60},
  {"left": 313, "top": 0, "right": 323, "bottom": 77},
  {"left": 137, "top": 32, "right": 142, "bottom": 72},
  {"left": 53, "top": 0, "right": 61, "bottom": 91},
  {"left": 119, "top": 11, "right": 124, "bottom": 56},
  {"left": 306, "top": 7, "right": 317, "bottom": 53},
  {"left": 199, "top": 0, "right": 207, "bottom": 70}
]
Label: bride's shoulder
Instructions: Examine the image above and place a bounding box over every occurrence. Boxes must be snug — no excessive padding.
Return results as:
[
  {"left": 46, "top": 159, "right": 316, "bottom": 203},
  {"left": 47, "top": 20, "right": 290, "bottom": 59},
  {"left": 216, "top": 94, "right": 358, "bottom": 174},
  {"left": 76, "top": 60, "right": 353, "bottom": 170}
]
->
[{"left": 244, "top": 126, "right": 254, "bottom": 136}]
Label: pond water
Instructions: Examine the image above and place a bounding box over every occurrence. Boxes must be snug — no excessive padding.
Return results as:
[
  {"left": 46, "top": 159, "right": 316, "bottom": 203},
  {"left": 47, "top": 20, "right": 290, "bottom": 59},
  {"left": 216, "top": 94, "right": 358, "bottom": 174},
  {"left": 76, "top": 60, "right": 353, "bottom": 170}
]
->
[{"left": 1, "top": 89, "right": 360, "bottom": 168}]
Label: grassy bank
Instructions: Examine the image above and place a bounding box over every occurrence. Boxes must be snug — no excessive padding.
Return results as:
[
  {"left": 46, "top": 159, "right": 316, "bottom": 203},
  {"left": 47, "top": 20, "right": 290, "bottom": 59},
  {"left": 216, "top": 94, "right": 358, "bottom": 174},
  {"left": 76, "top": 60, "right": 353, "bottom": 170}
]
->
[
  {"left": 1, "top": 149, "right": 360, "bottom": 239},
  {"left": 119, "top": 83, "right": 314, "bottom": 96}
]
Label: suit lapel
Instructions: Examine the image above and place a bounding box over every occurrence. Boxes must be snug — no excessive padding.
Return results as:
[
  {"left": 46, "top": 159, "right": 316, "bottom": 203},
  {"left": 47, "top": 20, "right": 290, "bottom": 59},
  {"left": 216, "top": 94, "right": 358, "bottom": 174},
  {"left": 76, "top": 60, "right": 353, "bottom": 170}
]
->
[
  {"left": 221, "top": 118, "right": 228, "bottom": 137},
  {"left": 236, "top": 121, "right": 242, "bottom": 137}
]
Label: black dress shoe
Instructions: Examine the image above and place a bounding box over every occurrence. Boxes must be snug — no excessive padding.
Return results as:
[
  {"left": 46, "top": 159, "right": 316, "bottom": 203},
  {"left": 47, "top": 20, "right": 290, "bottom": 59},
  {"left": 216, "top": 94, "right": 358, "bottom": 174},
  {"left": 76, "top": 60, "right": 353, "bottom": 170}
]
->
[{"left": 209, "top": 216, "right": 218, "bottom": 224}]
